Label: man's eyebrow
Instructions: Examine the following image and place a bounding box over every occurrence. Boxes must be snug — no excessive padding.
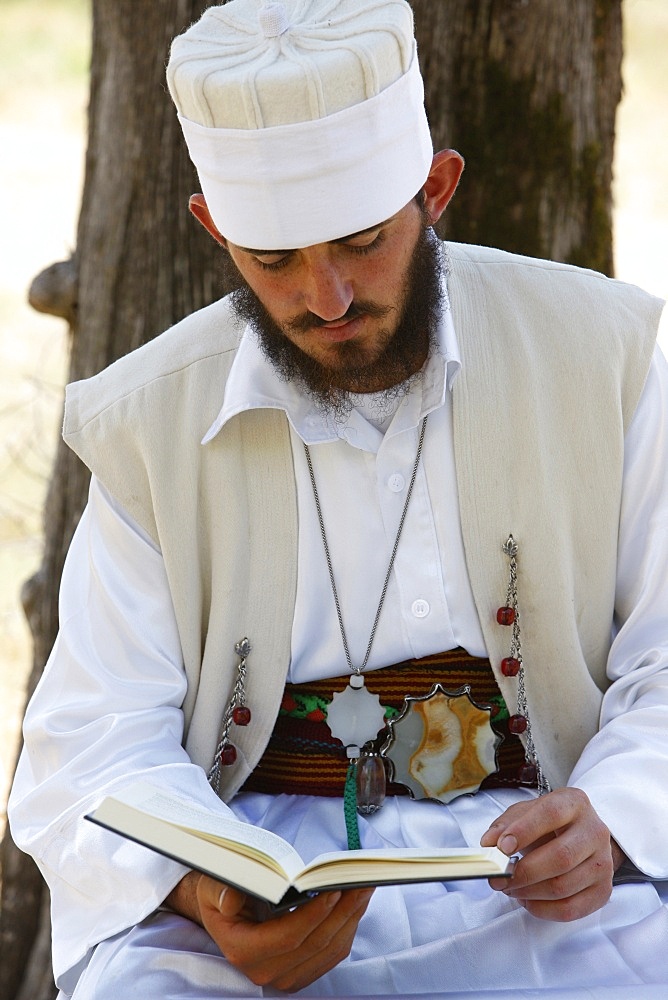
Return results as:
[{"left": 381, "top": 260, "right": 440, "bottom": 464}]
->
[
  {"left": 329, "top": 216, "right": 393, "bottom": 244},
  {"left": 237, "top": 244, "right": 292, "bottom": 256},
  {"left": 237, "top": 216, "right": 394, "bottom": 257}
]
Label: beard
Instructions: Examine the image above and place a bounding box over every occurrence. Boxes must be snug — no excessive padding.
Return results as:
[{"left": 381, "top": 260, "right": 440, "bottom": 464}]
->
[{"left": 223, "top": 223, "right": 445, "bottom": 415}]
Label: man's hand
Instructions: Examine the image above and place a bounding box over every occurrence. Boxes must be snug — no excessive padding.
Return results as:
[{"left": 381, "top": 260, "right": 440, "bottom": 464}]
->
[
  {"left": 166, "top": 871, "right": 373, "bottom": 992},
  {"left": 480, "top": 787, "right": 624, "bottom": 922}
]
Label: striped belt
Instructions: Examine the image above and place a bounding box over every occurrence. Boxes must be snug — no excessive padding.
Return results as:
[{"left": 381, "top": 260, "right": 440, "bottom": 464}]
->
[{"left": 241, "top": 648, "right": 535, "bottom": 798}]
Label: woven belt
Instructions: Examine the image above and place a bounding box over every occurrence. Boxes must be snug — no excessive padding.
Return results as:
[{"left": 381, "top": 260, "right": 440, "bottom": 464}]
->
[{"left": 241, "top": 648, "right": 535, "bottom": 797}]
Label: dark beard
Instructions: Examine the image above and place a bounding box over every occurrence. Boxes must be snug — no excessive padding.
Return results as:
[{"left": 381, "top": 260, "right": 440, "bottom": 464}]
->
[{"left": 223, "top": 224, "right": 445, "bottom": 414}]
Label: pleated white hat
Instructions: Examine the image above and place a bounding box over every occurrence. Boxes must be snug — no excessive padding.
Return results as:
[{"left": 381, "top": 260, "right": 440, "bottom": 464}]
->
[{"left": 167, "top": 0, "right": 433, "bottom": 249}]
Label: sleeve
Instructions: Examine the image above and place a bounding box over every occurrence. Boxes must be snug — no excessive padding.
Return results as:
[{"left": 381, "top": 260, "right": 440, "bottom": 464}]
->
[
  {"left": 569, "top": 343, "right": 668, "bottom": 878},
  {"left": 7, "top": 476, "right": 236, "bottom": 987}
]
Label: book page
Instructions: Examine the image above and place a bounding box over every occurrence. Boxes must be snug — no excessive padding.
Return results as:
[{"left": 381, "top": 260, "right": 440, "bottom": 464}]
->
[
  {"left": 294, "top": 846, "right": 511, "bottom": 893},
  {"left": 109, "top": 782, "right": 305, "bottom": 876}
]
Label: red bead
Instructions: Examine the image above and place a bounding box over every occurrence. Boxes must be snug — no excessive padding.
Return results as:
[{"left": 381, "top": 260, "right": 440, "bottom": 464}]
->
[
  {"left": 232, "top": 705, "right": 251, "bottom": 726},
  {"left": 508, "top": 714, "right": 527, "bottom": 735},
  {"left": 496, "top": 606, "right": 515, "bottom": 626},
  {"left": 501, "top": 656, "right": 521, "bottom": 677},
  {"left": 518, "top": 762, "right": 537, "bottom": 784},
  {"left": 219, "top": 743, "right": 237, "bottom": 766}
]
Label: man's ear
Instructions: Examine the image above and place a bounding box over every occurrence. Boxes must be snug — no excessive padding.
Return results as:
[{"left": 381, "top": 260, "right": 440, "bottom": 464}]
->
[
  {"left": 421, "top": 150, "right": 465, "bottom": 226},
  {"left": 189, "top": 194, "right": 227, "bottom": 246}
]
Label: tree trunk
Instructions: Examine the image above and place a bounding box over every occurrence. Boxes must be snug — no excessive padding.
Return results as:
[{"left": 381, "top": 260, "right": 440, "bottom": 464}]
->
[
  {"left": 413, "top": 0, "right": 622, "bottom": 273},
  {"left": 0, "top": 1, "right": 622, "bottom": 997},
  {"left": 0, "top": 2, "right": 220, "bottom": 997}
]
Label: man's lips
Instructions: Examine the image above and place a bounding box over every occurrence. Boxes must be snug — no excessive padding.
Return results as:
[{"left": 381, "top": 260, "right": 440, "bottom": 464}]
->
[{"left": 314, "top": 315, "right": 366, "bottom": 342}]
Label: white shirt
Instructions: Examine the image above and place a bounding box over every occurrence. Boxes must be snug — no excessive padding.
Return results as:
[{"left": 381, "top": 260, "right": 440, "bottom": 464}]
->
[{"left": 9, "top": 303, "right": 668, "bottom": 990}]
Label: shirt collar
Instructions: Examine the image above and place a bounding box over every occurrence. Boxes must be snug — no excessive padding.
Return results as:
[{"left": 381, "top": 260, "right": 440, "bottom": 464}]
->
[{"left": 202, "top": 276, "right": 461, "bottom": 447}]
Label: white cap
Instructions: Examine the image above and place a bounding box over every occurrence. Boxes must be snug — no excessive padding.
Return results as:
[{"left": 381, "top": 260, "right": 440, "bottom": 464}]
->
[{"left": 167, "top": 0, "right": 433, "bottom": 249}]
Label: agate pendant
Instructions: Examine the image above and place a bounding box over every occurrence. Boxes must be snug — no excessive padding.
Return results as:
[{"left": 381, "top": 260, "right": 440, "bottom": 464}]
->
[
  {"left": 326, "top": 674, "right": 386, "bottom": 757},
  {"left": 381, "top": 684, "right": 500, "bottom": 804}
]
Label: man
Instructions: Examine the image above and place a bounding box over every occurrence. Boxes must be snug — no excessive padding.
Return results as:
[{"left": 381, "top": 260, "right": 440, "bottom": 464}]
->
[{"left": 9, "top": 0, "right": 668, "bottom": 996}]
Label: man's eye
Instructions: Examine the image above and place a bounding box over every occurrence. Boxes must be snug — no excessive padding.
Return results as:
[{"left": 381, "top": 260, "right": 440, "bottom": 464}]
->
[
  {"left": 344, "top": 228, "right": 385, "bottom": 253},
  {"left": 254, "top": 253, "right": 291, "bottom": 271}
]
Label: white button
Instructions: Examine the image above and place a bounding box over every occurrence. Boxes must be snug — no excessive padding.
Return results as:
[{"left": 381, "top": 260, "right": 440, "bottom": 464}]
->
[
  {"left": 388, "top": 473, "right": 405, "bottom": 492},
  {"left": 411, "top": 599, "right": 430, "bottom": 618}
]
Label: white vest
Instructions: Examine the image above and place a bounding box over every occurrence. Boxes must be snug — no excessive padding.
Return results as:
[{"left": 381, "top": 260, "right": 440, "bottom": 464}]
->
[{"left": 63, "top": 243, "right": 661, "bottom": 798}]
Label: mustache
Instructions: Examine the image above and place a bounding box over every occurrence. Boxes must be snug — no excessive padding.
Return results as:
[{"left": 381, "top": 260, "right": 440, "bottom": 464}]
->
[{"left": 285, "top": 300, "right": 393, "bottom": 334}]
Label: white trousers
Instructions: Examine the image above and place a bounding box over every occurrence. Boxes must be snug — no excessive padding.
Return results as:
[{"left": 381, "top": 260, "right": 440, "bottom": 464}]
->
[
  {"left": 59, "top": 791, "right": 668, "bottom": 998},
  {"left": 61, "top": 894, "right": 668, "bottom": 1000}
]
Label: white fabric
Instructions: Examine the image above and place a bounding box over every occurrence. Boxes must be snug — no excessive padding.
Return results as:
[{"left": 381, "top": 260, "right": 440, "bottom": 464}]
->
[
  {"left": 176, "top": 54, "right": 433, "bottom": 249},
  {"left": 204, "top": 299, "right": 485, "bottom": 673},
  {"left": 168, "top": 0, "right": 416, "bottom": 128},
  {"left": 11, "top": 312, "right": 668, "bottom": 994},
  {"left": 58, "top": 795, "right": 668, "bottom": 998}
]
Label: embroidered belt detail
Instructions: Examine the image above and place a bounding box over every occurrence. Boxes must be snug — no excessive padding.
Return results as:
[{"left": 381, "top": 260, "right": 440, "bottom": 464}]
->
[{"left": 241, "top": 648, "right": 536, "bottom": 798}]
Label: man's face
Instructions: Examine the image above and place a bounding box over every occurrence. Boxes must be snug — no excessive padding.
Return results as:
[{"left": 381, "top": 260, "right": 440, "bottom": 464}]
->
[{"left": 223, "top": 199, "right": 444, "bottom": 404}]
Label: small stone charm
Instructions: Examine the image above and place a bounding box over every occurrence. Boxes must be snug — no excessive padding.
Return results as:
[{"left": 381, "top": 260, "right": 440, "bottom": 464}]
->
[
  {"left": 219, "top": 743, "right": 237, "bottom": 766},
  {"left": 356, "top": 752, "right": 386, "bottom": 815},
  {"left": 497, "top": 606, "right": 515, "bottom": 626},
  {"left": 501, "top": 656, "right": 521, "bottom": 676},
  {"left": 518, "top": 762, "right": 537, "bottom": 784},
  {"left": 508, "top": 714, "right": 528, "bottom": 735},
  {"left": 232, "top": 706, "right": 251, "bottom": 726}
]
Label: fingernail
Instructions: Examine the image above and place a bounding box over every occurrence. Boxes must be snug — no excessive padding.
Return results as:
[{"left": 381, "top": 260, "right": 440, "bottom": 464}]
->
[
  {"left": 499, "top": 834, "right": 518, "bottom": 856},
  {"left": 217, "top": 887, "right": 228, "bottom": 911},
  {"left": 326, "top": 891, "right": 342, "bottom": 908}
]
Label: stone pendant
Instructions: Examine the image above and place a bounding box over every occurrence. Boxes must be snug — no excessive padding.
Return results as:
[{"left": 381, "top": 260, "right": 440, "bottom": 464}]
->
[
  {"left": 326, "top": 674, "right": 386, "bottom": 757},
  {"left": 356, "top": 752, "right": 386, "bottom": 815},
  {"left": 381, "top": 684, "right": 500, "bottom": 804}
]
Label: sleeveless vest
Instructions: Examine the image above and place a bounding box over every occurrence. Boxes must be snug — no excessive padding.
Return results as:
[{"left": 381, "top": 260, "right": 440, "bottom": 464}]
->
[{"left": 62, "top": 243, "right": 661, "bottom": 799}]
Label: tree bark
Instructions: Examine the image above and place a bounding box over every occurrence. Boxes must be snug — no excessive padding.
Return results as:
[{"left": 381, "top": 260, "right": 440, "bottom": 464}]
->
[
  {"left": 0, "top": 2, "right": 622, "bottom": 997},
  {"left": 413, "top": 0, "right": 622, "bottom": 273},
  {"left": 0, "top": 3, "right": 220, "bottom": 997}
]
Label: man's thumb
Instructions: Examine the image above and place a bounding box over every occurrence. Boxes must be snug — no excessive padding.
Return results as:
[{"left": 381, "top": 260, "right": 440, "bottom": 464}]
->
[{"left": 198, "top": 875, "right": 247, "bottom": 920}]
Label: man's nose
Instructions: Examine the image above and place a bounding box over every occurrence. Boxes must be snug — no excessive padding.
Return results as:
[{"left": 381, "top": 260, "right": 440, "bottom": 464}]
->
[{"left": 302, "top": 255, "right": 354, "bottom": 321}]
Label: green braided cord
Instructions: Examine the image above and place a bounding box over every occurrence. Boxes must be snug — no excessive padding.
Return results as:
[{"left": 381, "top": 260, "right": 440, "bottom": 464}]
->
[{"left": 343, "top": 761, "right": 361, "bottom": 850}]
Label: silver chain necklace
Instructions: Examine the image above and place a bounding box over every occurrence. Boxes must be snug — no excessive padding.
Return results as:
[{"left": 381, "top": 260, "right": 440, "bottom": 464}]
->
[{"left": 303, "top": 414, "right": 428, "bottom": 767}]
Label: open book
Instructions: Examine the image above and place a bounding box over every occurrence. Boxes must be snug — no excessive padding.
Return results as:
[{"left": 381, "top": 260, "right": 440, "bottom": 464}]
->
[{"left": 86, "top": 781, "right": 515, "bottom": 911}]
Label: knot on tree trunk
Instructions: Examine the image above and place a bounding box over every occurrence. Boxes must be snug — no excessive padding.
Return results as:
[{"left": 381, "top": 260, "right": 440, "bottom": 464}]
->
[
  {"left": 28, "top": 257, "right": 78, "bottom": 324},
  {"left": 21, "top": 569, "right": 46, "bottom": 636}
]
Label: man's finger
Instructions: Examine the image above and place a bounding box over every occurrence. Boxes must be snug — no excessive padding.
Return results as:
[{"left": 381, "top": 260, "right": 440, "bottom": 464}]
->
[
  {"left": 212, "top": 888, "right": 373, "bottom": 992},
  {"left": 268, "top": 889, "right": 374, "bottom": 992},
  {"left": 483, "top": 788, "right": 590, "bottom": 856},
  {"left": 197, "top": 875, "right": 249, "bottom": 920}
]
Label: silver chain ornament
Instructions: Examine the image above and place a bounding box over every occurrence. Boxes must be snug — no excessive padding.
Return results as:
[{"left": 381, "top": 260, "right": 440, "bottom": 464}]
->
[
  {"left": 498, "top": 536, "right": 551, "bottom": 796},
  {"left": 304, "top": 415, "right": 428, "bottom": 815},
  {"left": 208, "top": 638, "right": 252, "bottom": 793}
]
